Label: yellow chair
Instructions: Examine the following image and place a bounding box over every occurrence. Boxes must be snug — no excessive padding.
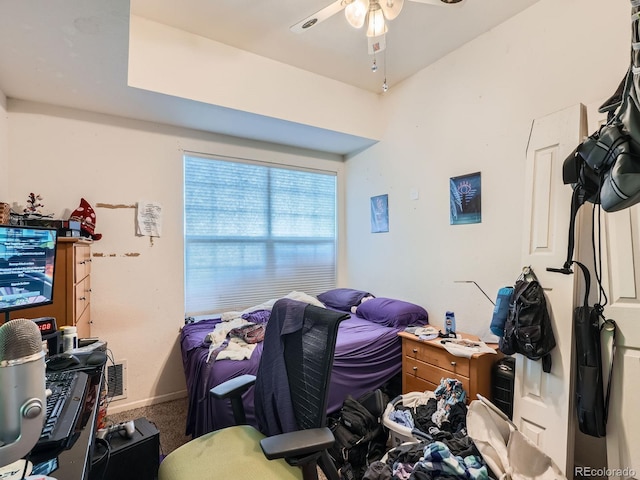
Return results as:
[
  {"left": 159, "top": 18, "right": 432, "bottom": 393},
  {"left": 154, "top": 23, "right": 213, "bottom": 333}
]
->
[{"left": 159, "top": 299, "right": 348, "bottom": 480}]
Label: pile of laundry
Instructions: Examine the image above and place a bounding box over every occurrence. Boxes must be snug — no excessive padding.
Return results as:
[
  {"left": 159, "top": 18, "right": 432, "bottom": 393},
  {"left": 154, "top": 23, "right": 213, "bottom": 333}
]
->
[
  {"left": 203, "top": 291, "right": 325, "bottom": 361},
  {"left": 387, "top": 378, "right": 468, "bottom": 436},
  {"left": 372, "top": 378, "right": 489, "bottom": 479},
  {"left": 364, "top": 440, "right": 488, "bottom": 480}
]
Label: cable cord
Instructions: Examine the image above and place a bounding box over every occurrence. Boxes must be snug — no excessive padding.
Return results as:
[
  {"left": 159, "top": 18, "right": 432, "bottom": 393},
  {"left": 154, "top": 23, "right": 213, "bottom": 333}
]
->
[
  {"left": 91, "top": 437, "right": 112, "bottom": 480},
  {"left": 590, "top": 202, "right": 608, "bottom": 308}
]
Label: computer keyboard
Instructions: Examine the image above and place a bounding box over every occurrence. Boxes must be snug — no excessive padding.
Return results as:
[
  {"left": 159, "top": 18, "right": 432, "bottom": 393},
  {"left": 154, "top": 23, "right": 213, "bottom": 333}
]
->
[{"left": 36, "top": 370, "right": 90, "bottom": 450}]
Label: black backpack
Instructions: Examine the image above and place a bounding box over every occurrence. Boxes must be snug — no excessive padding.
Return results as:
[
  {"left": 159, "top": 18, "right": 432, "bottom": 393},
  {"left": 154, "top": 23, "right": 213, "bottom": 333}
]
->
[
  {"left": 327, "top": 390, "right": 388, "bottom": 480},
  {"left": 499, "top": 267, "right": 556, "bottom": 373}
]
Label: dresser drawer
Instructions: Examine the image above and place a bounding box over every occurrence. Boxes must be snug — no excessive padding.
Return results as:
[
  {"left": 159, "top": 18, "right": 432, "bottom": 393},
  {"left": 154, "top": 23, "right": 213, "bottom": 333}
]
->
[
  {"left": 404, "top": 374, "right": 438, "bottom": 394},
  {"left": 404, "top": 357, "right": 470, "bottom": 394},
  {"left": 403, "top": 341, "right": 470, "bottom": 377},
  {"left": 75, "top": 305, "right": 91, "bottom": 338},
  {"left": 75, "top": 275, "right": 91, "bottom": 318},
  {"left": 75, "top": 243, "right": 92, "bottom": 283}
]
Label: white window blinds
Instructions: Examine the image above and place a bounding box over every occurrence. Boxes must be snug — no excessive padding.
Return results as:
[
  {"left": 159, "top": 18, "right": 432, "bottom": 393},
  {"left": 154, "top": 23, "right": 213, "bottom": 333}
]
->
[{"left": 184, "top": 154, "right": 337, "bottom": 315}]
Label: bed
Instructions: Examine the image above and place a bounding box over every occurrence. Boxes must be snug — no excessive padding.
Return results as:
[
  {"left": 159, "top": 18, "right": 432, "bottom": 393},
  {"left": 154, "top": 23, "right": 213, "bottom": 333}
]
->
[{"left": 180, "top": 289, "right": 429, "bottom": 438}]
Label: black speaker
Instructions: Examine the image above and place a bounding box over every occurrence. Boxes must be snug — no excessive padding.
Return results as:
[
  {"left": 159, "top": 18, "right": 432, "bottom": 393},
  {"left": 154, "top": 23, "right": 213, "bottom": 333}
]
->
[
  {"left": 492, "top": 357, "right": 515, "bottom": 420},
  {"left": 90, "top": 417, "right": 159, "bottom": 480}
]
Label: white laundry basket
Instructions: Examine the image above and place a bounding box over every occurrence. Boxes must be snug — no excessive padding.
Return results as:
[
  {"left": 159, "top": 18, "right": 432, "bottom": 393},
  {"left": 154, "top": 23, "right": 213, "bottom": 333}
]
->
[
  {"left": 382, "top": 390, "right": 436, "bottom": 447},
  {"left": 467, "top": 394, "right": 567, "bottom": 480}
]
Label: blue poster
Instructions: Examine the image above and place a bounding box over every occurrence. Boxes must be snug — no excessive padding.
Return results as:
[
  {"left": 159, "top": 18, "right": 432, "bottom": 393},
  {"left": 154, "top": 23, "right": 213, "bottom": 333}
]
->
[
  {"left": 450, "top": 172, "right": 481, "bottom": 225},
  {"left": 371, "top": 194, "right": 389, "bottom": 233}
]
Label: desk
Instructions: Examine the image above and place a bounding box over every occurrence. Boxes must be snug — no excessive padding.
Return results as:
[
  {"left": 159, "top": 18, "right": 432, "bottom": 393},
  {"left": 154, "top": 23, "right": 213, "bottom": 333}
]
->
[{"left": 28, "top": 364, "right": 104, "bottom": 479}]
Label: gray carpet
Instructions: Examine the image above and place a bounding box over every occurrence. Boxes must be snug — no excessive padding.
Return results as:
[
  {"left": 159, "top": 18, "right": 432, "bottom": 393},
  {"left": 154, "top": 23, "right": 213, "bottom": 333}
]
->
[{"left": 105, "top": 397, "right": 191, "bottom": 457}]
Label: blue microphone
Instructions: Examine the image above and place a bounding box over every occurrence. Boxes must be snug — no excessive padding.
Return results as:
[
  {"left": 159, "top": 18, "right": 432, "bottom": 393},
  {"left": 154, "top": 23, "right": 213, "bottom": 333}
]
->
[{"left": 0, "top": 318, "right": 47, "bottom": 468}]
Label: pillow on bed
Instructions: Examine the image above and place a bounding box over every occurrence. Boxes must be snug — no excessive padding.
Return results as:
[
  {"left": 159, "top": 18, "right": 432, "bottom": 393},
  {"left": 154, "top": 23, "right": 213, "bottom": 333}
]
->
[
  {"left": 317, "top": 288, "right": 374, "bottom": 311},
  {"left": 355, "top": 297, "right": 428, "bottom": 328}
]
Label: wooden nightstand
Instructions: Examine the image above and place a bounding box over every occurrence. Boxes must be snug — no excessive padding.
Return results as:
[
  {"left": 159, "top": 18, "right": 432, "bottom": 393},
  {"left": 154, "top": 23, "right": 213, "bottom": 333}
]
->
[{"left": 399, "top": 331, "right": 499, "bottom": 402}]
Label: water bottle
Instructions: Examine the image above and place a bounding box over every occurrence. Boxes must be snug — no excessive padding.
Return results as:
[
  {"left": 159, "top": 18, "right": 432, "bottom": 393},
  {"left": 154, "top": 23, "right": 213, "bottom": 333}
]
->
[{"left": 445, "top": 311, "right": 456, "bottom": 335}]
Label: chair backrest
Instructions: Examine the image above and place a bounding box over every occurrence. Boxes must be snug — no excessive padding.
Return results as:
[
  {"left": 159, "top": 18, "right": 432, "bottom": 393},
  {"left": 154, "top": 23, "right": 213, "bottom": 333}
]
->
[{"left": 254, "top": 298, "right": 348, "bottom": 436}]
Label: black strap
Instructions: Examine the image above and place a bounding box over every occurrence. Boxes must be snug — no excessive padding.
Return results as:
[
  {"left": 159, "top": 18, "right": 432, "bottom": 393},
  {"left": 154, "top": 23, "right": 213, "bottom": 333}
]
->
[
  {"left": 547, "top": 187, "right": 583, "bottom": 276},
  {"left": 541, "top": 354, "right": 552, "bottom": 374},
  {"left": 573, "top": 261, "right": 591, "bottom": 307},
  {"left": 565, "top": 187, "right": 582, "bottom": 271}
]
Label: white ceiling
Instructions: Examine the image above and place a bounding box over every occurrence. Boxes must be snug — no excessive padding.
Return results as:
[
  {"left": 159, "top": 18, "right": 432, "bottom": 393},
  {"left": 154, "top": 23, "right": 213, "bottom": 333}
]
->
[{"left": 0, "top": 0, "right": 539, "bottom": 155}]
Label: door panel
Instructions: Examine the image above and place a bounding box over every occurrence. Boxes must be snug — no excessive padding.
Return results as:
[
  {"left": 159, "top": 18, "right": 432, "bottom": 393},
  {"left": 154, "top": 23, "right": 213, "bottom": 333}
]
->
[
  {"left": 598, "top": 206, "right": 640, "bottom": 478},
  {"left": 516, "top": 104, "right": 587, "bottom": 475}
]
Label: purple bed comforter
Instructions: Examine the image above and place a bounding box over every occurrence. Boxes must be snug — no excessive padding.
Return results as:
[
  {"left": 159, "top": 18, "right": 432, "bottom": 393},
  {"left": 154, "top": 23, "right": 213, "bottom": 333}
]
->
[{"left": 181, "top": 314, "right": 411, "bottom": 437}]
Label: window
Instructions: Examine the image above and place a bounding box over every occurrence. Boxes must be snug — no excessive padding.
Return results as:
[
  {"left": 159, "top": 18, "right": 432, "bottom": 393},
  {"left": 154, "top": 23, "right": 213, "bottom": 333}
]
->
[{"left": 184, "top": 154, "right": 337, "bottom": 315}]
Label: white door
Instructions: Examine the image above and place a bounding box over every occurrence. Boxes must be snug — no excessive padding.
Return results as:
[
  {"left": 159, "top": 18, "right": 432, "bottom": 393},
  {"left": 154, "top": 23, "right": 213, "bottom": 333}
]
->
[
  {"left": 514, "top": 103, "right": 587, "bottom": 475},
  {"left": 583, "top": 103, "right": 640, "bottom": 479}
]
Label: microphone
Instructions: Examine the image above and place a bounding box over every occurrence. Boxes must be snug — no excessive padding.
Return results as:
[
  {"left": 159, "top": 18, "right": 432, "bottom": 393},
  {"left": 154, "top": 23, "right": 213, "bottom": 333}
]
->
[{"left": 0, "top": 318, "right": 46, "bottom": 468}]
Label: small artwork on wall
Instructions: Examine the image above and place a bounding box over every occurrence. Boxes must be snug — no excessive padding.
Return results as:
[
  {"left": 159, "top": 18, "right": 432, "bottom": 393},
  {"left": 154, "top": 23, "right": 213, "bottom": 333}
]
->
[
  {"left": 450, "top": 172, "right": 481, "bottom": 225},
  {"left": 371, "top": 194, "right": 389, "bottom": 233}
]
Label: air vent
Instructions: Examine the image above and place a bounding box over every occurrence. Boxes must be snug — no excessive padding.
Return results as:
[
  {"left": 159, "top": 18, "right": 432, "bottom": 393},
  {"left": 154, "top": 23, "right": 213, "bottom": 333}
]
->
[{"left": 106, "top": 360, "right": 127, "bottom": 401}]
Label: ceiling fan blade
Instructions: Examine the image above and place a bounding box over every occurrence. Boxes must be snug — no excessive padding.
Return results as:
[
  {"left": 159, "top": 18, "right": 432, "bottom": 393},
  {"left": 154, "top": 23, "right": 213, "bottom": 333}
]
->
[
  {"left": 290, "top": 0, "right": 346, "bottom": 33},
  {"left": 408, "top": 0, "right": 467, "bottom": 5}
]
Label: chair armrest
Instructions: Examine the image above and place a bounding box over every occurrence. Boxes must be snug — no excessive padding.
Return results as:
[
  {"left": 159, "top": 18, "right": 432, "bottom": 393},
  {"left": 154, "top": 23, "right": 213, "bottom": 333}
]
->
[
  {"left": 260, "top": 427, "right": 335, "bottom": 460},
  {"left": 210, "top": 374, "right": 256, "bottom": 399}
]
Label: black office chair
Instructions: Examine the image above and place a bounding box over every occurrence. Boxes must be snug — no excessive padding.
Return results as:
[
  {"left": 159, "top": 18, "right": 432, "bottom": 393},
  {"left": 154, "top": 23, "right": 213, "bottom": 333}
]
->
[{"left": 158, "top": 298, "right": 348, "bottom": 480}]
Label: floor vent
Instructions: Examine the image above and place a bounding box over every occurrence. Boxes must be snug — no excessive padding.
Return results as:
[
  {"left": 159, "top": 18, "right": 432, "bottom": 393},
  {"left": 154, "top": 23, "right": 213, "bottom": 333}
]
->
[{"left": 106, "top": 360, "right": 127, "bottom": 401}]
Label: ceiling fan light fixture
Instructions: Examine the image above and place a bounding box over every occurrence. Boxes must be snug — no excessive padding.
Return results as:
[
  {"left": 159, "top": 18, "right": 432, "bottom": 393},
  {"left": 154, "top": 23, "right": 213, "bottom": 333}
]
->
[
  {"left": 345, "top": 0, "right": 368, "bottom": 28},
  {"left": 366, "top": 5, "right": 387, "bottom": 37},
  {"left": 379, "top": 0, "right": 404, "bottom": 20}
]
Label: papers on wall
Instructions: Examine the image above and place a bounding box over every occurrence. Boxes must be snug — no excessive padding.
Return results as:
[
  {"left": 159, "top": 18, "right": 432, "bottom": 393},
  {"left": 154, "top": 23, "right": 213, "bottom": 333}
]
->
[{"left": 136, "top": 201, "right": 162, "bottom": 237}]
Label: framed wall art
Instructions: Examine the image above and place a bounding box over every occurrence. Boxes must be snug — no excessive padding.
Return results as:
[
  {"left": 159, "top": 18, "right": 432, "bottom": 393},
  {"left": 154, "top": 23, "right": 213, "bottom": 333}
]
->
[
  {"left": 370, "top": 194, "right": 389, "bottom": 233},
  {"left": 450, "top": 172, "right": 481, "bottom": 225}
]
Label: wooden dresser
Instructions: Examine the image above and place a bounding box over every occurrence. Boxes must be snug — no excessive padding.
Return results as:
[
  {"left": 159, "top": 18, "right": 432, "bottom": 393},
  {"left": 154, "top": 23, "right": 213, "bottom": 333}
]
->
[
  {"left": 399, "top": 331, "right": 499, "bottom": 402},
  {"left": 10, "top": 237, "right": 92, "bottom": 337}
]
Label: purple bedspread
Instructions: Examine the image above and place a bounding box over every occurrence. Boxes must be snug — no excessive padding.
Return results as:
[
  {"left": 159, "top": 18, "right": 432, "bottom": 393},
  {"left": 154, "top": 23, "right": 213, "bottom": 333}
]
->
[{"left": 181, "top": 314, "right": 412, "bottom": 437}]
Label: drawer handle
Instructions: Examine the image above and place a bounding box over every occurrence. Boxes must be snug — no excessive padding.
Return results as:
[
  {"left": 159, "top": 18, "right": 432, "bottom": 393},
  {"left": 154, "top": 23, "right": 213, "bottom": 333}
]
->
[
  {"left": 412, "top": 366, "right": 418, "bottom": 371},
  {"left": 79, "top": 296, "right": 86, "bottom": 301},
  {"left": 412, "top": 348, "right": 418, "bottom": 353},
  {"left": 450, "top": 361, "right": 457, "bottom": 366}
]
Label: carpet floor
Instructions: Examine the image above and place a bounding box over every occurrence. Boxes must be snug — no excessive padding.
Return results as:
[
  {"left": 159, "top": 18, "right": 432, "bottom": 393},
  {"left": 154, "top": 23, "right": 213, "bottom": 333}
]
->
[{"left": 105, "top": 397, "right": 191, "bottom": 457}]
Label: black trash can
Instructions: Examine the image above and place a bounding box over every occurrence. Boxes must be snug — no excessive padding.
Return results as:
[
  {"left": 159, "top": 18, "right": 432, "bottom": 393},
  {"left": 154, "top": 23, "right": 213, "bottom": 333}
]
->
[{"left": 492, "top": 356, "right": 515, "bottom": 419}]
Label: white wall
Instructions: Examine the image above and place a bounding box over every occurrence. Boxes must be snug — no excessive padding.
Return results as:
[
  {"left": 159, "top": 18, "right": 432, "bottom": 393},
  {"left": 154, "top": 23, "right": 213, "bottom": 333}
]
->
[
  {"left": 128, "top": 15, "right": 385, "bottom": 143},
  {"left": 0, "top": 88, "right": 8, "bottom": 199},
  {"left": 344, "top": 0, "right": 629, "bottom": 339},
  {"left": 6, "top": 100, "right": 346, "bottom": 412}
]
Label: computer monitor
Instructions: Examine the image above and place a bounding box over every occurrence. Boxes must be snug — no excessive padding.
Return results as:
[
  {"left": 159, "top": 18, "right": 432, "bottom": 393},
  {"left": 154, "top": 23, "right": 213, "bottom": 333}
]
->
[{"left": 0, "top": 225, "right": 58, "bottom": 324}]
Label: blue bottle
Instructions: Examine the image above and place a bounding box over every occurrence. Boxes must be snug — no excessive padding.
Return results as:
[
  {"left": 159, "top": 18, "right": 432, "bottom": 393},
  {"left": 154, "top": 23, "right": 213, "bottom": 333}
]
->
[{"left": 445, "top": 311, "right": 456, "bottom": 335}]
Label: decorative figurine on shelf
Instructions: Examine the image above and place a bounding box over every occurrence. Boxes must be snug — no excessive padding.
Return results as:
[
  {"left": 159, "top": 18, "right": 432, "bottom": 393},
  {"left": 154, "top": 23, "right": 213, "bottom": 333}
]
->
[
  {"left": 69, "top": 198, "right": 102, "bottom": 240},
  {"left": 23, "top": 193, "right": 44, "bottom": 215}
]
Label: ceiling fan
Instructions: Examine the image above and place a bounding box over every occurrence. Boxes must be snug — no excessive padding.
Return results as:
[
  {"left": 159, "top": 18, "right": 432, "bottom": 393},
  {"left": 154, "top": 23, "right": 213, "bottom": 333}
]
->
[
  {"left": 291, "top": 0, "right": 466, "bottom": 92},
  {"left": 290, "top": 0, "right": 467, "bottom": 35}
]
